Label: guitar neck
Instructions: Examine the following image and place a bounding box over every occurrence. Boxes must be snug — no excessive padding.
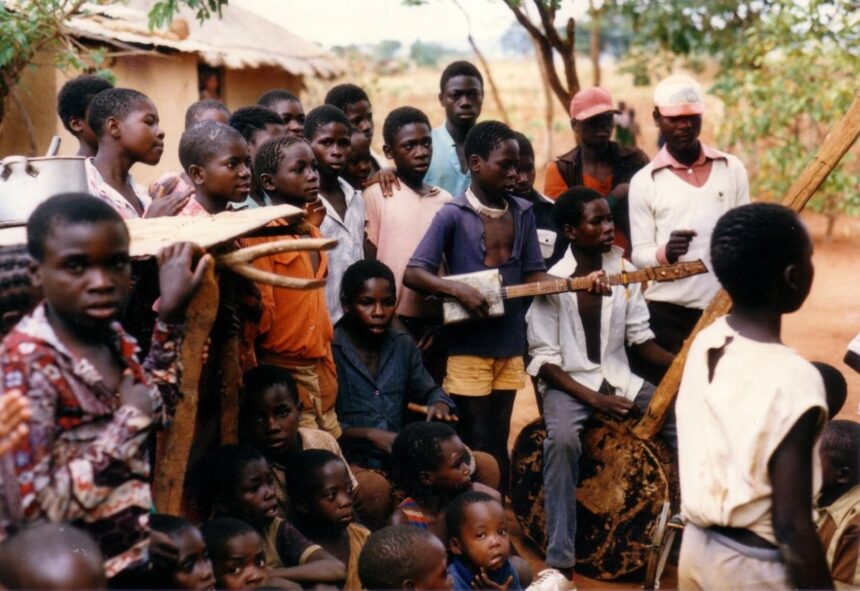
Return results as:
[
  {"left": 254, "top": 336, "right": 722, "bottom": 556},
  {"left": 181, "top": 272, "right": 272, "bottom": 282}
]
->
[{"left": 501, "top": 268, "right": 655, "bottom": 300}]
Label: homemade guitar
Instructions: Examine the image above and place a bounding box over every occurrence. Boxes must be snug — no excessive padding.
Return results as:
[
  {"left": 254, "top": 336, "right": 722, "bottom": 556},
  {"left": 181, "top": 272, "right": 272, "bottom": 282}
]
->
[{"left": 442, "top": 259, "right": 708, "bottom": 324}]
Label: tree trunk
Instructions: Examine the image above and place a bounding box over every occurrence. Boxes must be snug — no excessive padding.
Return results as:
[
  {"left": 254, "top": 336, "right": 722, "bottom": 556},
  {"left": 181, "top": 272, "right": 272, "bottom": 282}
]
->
[
  {"left": 467, "top": 34, "right": 511, "bottom": 126},
  {"left": 589, "top": 0, "right": 602, "bottom": 87},
  {"left": 531, "top": 36, "right": 554, "bottom": 166}
]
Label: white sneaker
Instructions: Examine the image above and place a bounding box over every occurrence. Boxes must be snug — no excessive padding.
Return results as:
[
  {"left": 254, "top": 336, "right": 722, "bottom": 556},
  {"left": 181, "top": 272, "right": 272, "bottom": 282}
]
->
[{"left": 525, "top": 568, "right": 576, "bottom": 591}]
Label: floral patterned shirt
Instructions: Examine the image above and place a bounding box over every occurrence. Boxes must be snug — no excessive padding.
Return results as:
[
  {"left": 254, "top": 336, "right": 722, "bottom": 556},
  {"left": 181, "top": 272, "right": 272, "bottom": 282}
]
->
[{"left": 0, "top": 304, "right": 184, "bottom": 577}]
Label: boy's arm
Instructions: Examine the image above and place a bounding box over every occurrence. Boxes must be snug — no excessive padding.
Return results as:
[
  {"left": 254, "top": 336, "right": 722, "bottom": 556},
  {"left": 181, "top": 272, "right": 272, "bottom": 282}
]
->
[
  {"left": 629, "top": 174, "right": 661, "bottom": 268},
  {"left": 404, "top": 340, "right": 456, "bottom": 421},
  {"left": 363, "top": 185, "right": 381, "bottom": 260},
  {"left": 770, "top": 407, "right": 834, "bottom": 590},
  {"left": 268, "top": 550, "right": 346, "bottom": 584}
]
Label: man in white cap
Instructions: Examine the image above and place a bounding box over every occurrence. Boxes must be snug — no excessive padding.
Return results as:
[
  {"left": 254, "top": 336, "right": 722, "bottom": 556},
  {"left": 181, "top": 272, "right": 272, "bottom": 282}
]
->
[{"left": 628, "top": 74, "right": 749, "bottom": 379}]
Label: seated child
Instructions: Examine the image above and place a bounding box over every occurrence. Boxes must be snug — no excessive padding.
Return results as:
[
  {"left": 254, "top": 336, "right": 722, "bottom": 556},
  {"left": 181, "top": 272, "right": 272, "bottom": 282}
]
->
[
  {"left": 343, "top": 127, "right": 374, "bottom": 192},
  {"left": 177, "top": 121, "right": 252, "bottom": 215},
  {"left": 324, "top": 83, "right": 383, "bottom": 171},
  {"left": 525, "top": 187, "right": 674, "bottom": 589},
  {"left": 0, "top": 522, "right": 106, "bottom": 590},
  {"left": 358, "top": 525, "right": 451, "bottom": 591},
  {"left": 258, "top": 89, "right": 306, "bottom": 138},
  {"left": 446, "top": 491, "right": 522, "bottom": 591},
  {"left": 243, "top": 136, "right": 339, "bottom": 437},
  {"left": 390, "top": 422, "right": 500, "bottom": 541},
  {"left": 816, "top": 420, "right": 860, "bottom": 589},
  {"left": 207, "top": 444, "right": 347, "bottom": 586},
  {"left": 677, "top": 203, "right": 831, "bottom": 590},
  {"left": 289, "top": 449, "right": 371, "bottom": 591},
  {"left": 0, "top": 244, "right": 40, "bottom": 336},
  {"left": 57, "top": 74, "right": 113, "bottom": 157},
  {"left": 148, "top": 514, "right": 215, "bottom": 590},
  {"left": 305, "top": 105, "right": 363, "bottom": 324},
  {"left": 200, "top": 518, "right": 269, "bottom": 590},
  {"left": 238, "top": 364, "right": 356, "bottom": 518},
  {"left": 85, "top": 88, "right": 181, "bottom": 218},
  {"left": 228, "top": 105, "right": 287, "bottom": 208},
  {"left": 0, "top": 193, "right": 208, "bottom": 579}
]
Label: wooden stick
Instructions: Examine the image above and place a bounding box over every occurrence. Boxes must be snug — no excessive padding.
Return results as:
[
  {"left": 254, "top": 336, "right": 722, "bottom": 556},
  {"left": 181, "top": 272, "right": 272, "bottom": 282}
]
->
[
  {"left": 633, "top": 92, "right": 860, "bottom": 441},
  {"left": 408, "top": 402, "right": 429, "bottom": 415}
]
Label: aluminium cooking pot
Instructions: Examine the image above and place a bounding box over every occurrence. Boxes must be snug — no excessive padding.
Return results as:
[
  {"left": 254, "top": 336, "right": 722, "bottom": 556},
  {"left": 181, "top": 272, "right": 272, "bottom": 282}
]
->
[{"left": 0, "top": 155, "right": 89, "bottom": 226}]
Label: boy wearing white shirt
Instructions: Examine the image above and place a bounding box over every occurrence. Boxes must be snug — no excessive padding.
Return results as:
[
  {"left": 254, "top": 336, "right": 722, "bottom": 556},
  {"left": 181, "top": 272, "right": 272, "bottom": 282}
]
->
[{"left": 525, "top": 187, "right": 675, "bottom": 589}]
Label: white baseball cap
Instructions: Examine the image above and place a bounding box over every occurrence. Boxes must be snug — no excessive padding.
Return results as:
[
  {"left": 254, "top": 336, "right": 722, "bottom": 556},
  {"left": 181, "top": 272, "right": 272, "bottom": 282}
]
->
[{"left": 654, "top": 74, "right": 705, "bottom": 116}]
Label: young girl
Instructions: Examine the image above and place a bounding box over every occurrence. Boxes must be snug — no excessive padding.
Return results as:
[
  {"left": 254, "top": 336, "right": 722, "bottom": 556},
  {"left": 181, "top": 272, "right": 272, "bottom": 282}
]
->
[
  {"left": 148, "top": 514, "right": 215, "bottom": 590},
  {"left": 199, "top": 518, "right": 268, "bottom": 590},
  {"left": 206, "top": 444, "right": 347, "bottom": 587},
  {"left": 289, "top": 450, "right": 371, "bottom": 591}
]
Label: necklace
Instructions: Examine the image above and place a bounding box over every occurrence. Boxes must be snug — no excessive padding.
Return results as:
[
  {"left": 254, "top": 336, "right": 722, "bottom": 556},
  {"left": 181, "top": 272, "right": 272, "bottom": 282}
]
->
[{"left": 465, "top": 189, "right": 509, "bottom": 219}]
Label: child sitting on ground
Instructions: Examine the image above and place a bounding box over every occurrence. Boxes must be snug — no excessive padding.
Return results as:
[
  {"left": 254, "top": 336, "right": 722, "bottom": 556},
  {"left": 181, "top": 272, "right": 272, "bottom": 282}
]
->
[
  {"left": 305, "top": 105, "right": 363, "bottom": 324},
  {"left": 677, "top": 203, "right": 831, "bottom": 589},
  {"left": 242, "top": 136, "right": 339, "bottom": 437},
  {"left": 390, "top": 422, "right": 500, "bottom": 541},
  {"left": 200, "top": 518, "right": 275, "bottom": 590},
  {"left": 0, "top": 194, "right": 208, "bottom": 580},
  {"left": 358, "top": 525, "right": 452, "bottom": 590},
  {"left": 0, "top": 523, "right": 106, "bottom": 590},
  {"left": 258, "top": 89, "right": 306, "bottom": 138},
  {"left": 57, "top": 74, "right": 113, "bottom": 157},
  {"left": 228, "top": 105, "right": 287, "bottom": 208},
  {"left": 343, "top": 127, "right": 374, "bottom": 192},
  {"left": 325, "top": 83, "right": 383, "bottom": 170},
  {"left": 238, "top": 364, "right": 356, "bottom": 519},
  {"left": 446, "top": 491, "right": 523, "bottom": 591},
  {"left": 177, "top": 121, "right": 252, "bottom": 216},
  {"left": 288, "top": 449, "right": 371, "bottom": 590},
  {"left": 816, "top": 420, "right": 860, "bottom": 589},
  {"left": 148, "top": 514, "right": 215, "bottom": 590},
  {"left": 207, "top": 444, "right": 347, "bottom": 586}
]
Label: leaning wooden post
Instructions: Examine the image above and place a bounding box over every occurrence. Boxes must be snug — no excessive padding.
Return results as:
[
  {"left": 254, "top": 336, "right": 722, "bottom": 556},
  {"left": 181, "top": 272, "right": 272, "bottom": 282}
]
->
[{"left": 634, "top": 92, "right": 860, "bottom": 440}]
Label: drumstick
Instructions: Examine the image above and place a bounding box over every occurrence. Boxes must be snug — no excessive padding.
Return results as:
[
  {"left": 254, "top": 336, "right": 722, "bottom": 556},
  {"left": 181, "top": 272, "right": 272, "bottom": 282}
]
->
[{"left": 407, "top": 402, "right": 429, "bottom": 415}]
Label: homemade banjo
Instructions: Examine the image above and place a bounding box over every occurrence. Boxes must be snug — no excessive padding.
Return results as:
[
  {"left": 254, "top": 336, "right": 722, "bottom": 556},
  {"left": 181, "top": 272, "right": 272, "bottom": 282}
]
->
[{"left": 442, "top": 259, "right": 708, "bottom": 324}]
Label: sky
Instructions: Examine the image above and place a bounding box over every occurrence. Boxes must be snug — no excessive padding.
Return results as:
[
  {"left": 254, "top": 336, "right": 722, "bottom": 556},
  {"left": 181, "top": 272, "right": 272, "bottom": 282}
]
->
[{"left": 233, "top": 0, "right": 588, "bottom": 54}]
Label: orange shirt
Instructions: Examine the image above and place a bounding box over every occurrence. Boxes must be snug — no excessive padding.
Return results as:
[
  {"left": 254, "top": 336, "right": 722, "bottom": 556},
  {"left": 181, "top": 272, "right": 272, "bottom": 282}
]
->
[
  {"left": 543, "top": 161, "right": 568, "bottom": 200},
  {"left": 582, "top": 172, "right": 613, "bottom": 197}
]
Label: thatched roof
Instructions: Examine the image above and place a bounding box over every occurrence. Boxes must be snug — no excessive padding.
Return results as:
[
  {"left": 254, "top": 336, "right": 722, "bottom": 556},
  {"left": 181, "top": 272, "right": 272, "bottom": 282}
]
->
[{"left": 61, "top": 0, "right": 345, "bottom": 78}]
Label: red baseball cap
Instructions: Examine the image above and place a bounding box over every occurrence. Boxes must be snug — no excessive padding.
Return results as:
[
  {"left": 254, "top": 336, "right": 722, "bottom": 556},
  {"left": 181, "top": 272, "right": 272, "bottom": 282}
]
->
[{"left": 569, "top": 87, "right": 619, "bottom": 121}]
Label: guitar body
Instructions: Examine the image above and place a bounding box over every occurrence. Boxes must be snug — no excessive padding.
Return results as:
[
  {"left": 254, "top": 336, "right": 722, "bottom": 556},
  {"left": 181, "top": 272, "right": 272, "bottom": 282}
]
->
[{"left": 510, "top": 417, "right": 677, "bottom": 580}]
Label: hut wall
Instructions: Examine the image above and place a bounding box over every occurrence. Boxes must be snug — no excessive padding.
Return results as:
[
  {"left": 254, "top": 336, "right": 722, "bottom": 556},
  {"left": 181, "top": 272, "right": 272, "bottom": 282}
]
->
[
  {"left": 0, "top": 54, "right": 60, "bottom": 159},
  {"left": 222, "top": 67, "right": 302, "bottom": 110}
]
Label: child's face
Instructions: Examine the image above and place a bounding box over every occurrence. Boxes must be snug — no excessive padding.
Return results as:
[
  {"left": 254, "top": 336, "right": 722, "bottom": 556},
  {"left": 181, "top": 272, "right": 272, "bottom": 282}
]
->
[
  {"left": 305, "top": 460, "right": 355, "bottom": 527},
  {"left": 451, "top": 501, "right": 510, "bottom": 573},
  {"left": 470, "top": 139, "right": 519, "bottom": 198},
  {"left": 342, "top": 277, "right": 396, "bottom": 339},
  {"left": 248, "top": 123, "right": 286, "bottom": 161},
  {"left": 232, "top": 458, "right": 279, "bottom": 525},
  {"left": 194, "top": 136, "right": 252, "bottom": 203},
  {"left": 572, "top": 113, "right": 614, "bottom": 149},
  {"left": 75, "top": 106, "right": 100, "bottom": 150},
  {"left": 344, "top": 132, "right": 373, "bottom": 190},
  {"left": 172, "top": 527, "right": 216, "bottom": 590},
  {"left": 117, "top": 99, "right": 165, "bottom": 165},
  {"left": 785, "top": 235, "right": 814, "bottom": 312},
  {"left": 344, "top": 100, "right": 374, "bottom": 143},
  {"left": 32, "top": 221, "right": 131, "bottom": 335},
  {"left": 565, "top": 198, "right": 614, "bottom": 253},
  {"left": 384, "top": 123, "right": 433, "bottom": 183},
  {"left": 514, "top": 151, "right": 536, "bottom": 195},
  {"left": 309, "top": 122, "right": 352, "bottom": 179},
  {"left": 214, "top": 532, "right": 267, "bottom": 591},
  {"left": 413, "top": 536, "right": 453, "bottom": 591},
  {"left": 439, "top": 76, "right": 483, "bottom": 128},
  {"left": 424, "top": 435, "right": 472, "bottom": 494},
  {"left": 243, "top": 384, "right": 300, "bottom": 457},
  {"left": 271, "top": 99, "right": 305, "bottom": 138},
  {"left": 262, "top": 143, "right": 319, "bottom": 205}
]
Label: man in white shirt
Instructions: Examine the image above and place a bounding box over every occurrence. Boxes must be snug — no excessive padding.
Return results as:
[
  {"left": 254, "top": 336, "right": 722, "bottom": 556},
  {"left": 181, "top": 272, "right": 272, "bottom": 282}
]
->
[
  {"left": 629, "top": 74, "right": 749, "bottom": 379},
  {"left": 525, "top": 187, "right": 675, "bottom": 591}
]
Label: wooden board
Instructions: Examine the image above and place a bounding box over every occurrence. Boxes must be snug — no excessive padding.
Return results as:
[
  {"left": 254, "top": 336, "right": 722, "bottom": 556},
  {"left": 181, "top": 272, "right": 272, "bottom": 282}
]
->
[{"left": 0, "top": 203, "right": 304, "bottom": 256}]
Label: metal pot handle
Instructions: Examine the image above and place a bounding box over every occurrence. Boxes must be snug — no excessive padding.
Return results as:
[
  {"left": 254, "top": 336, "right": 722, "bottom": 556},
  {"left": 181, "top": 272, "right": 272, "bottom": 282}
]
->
[{"left": 1, "top": 156, "right": 39, "bottom": 181}]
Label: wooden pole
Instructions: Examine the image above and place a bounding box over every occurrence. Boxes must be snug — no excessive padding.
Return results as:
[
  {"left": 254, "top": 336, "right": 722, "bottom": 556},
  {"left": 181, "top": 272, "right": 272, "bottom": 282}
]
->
[{"left": 634, "top": 92, "right": 860, "bottom": 440}]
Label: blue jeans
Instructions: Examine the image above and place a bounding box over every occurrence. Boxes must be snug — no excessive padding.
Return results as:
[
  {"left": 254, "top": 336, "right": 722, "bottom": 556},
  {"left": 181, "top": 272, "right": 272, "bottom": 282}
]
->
[{"left": 542, "top": 382, "right": 677, "bottom": 568}]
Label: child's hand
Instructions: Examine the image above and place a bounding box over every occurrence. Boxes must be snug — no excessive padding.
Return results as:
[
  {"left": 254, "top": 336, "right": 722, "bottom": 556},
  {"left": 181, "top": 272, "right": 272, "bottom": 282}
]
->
[
  {"left": 0, "top": 391, "right": 30, "bottom": 455},
  {"left": 148, "top": 175, "right": 180, "bottom": 200},
  {"left": 149, "top": 528, "right": 179, "bottom": 571},
  {"left": 364, "top": 167, "right": 400, "bottom": 198},
  {"left": 305, "top": 198, "right": 327, "bottom": 228},
  {"left": 156, "top": 243, "right": 212, "bottom": 323},
  {"left": 472, "top": 569, "right": 513, "bottom": 590},
  {"left": 119, "top": 370, "right": 154, "bottom": 419},
  {"left": 585, "top": 270, "right": 611, "bottom": 296},
  {"left": 592, "top": 393, "right": 635, "bottom": 420},
  {"left": 450, "top": 282, "right": 490, "bottom": 318},
  {"left": 664, "top": 229, "right": 697, "bottom": 263},
  {"left": 427, "top": 402, "right": 458, "bottom": 424}
]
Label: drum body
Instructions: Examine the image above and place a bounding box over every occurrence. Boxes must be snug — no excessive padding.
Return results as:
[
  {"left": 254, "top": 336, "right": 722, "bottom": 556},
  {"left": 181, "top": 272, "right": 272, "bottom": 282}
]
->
[{"left": 510, "top": 417, "right": 676, "bottom": 580}]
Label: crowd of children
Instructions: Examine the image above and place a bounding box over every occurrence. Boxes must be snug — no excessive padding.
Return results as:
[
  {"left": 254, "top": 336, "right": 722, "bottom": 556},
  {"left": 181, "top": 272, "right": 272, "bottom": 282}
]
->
[{"left": 0, "top": 60, "right": 856, "bottom": 591}]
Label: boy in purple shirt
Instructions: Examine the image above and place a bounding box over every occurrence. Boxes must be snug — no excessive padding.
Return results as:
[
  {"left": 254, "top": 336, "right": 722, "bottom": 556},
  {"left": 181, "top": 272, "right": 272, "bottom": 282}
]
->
[{"left": 405, "top": 121, "right": 605, "bottom": 492}]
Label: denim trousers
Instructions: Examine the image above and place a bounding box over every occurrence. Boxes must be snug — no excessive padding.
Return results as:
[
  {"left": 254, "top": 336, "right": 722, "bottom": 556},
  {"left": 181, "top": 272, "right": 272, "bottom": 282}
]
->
[{"left": 542, "top": 381, "right": 677, "bottom": 568}]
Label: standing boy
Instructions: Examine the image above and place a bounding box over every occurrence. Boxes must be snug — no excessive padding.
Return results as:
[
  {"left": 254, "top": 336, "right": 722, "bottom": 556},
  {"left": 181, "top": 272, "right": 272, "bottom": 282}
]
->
[
  {"left": 424, "top": 61, "right": 484, "bottom": 198},
  {"left": 305, "top": 105, "right": 364, "bottom": 324},
  {"left": 258, "top": 89, "right": 305, "bottom": 138},
  {"left": 629, "top": 75, "right": 749, "bottom": 369},
  {"left": 343, "top": 128, "right": 374, "bottom": 193},
  {"left": 325, "top": 84, "right": 383, "bottom": 170},
  {"left": 228, "top": 106, "right": 287, "bottom": 208},
  {"left": 57, "top": 74, "right": 113, "bottom": 158},
  {"left": 0, "top": 194, "right": 209, "bottom": 579},
  {"left": 526, "top": 187, "right": 674, "bottom": 590},
  {"left": 677, "top": 203, "right": 831, "bottom": 590}
]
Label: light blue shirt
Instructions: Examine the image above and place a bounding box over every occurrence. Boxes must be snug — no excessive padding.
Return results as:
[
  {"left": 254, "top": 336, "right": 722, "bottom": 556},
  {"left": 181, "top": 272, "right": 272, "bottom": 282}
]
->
[
  {"left": 319, "top": 178, "right": 364, "bottom": 324},
  {"left": 425, "top": 124, "right": 471, "bottom": 197}
]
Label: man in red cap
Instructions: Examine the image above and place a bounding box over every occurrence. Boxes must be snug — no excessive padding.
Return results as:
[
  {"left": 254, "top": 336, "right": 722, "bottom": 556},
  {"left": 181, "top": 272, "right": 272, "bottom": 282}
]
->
[
  {"left": 543, "top": 86, "right": 649, "bottom": 255},
  {"left": 629, "top": 74, "right": 749, "bottom": 380}
]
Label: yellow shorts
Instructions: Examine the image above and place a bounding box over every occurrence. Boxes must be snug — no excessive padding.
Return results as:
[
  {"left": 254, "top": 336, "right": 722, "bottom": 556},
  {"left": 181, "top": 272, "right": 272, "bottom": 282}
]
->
[{"left": 444, "top": 355, "right": 525, "bottom": 396}]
